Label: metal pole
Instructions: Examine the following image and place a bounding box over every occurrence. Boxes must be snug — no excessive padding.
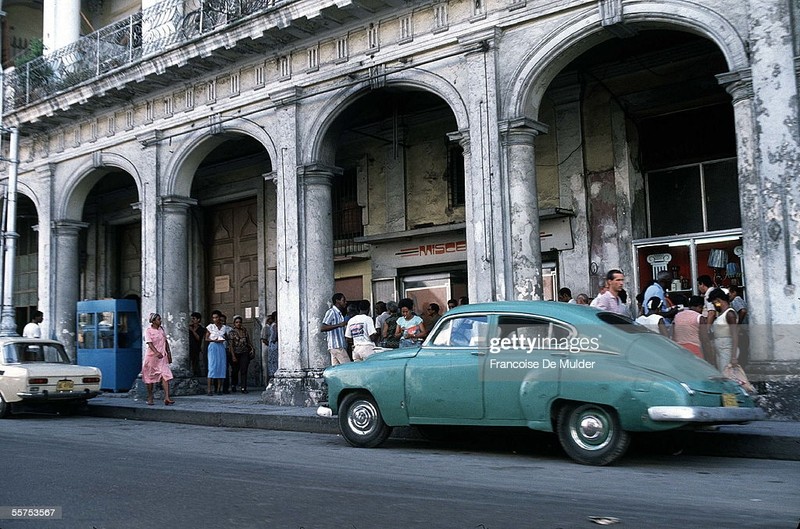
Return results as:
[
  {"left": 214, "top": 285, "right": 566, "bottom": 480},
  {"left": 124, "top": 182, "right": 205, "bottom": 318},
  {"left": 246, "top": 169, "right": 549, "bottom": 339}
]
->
[{"left": 0, "top": 127, "right": 19, "bottom": 336}]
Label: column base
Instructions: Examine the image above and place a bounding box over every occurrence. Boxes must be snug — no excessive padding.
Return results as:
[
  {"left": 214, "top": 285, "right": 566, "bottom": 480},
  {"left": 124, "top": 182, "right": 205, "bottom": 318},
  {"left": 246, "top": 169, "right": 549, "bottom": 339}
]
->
[
  {"left": 746, "top": 361, "right": 800, "bottom": 420},
  {"left": 260, "top": 369, "right": 327, "bottom": 407}
]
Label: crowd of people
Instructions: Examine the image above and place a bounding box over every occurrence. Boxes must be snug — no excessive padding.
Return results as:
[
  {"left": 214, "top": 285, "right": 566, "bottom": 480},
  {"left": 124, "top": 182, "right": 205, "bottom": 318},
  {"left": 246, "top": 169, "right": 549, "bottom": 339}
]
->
[
  {"left": 559, "top": 268, "right": 749, "bottom": 371},
  {"left": 162, "top": 309, "right": 280, "bottom": 397},
  {"left": 142, "top": 267, "right": 746, "bottom": 400},
  {"left": 320, "top": 294, "right": 469, "bottom": 364}
]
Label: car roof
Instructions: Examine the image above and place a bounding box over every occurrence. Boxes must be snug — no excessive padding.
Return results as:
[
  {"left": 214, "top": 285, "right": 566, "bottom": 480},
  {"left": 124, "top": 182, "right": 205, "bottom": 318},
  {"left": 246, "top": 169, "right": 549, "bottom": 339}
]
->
[{"left": 443, "top": 300, "right": 608, "bottom": 324}]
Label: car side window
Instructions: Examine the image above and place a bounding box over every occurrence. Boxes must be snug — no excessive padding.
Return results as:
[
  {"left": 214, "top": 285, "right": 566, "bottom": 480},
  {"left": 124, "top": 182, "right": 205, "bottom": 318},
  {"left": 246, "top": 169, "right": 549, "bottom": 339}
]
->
[
  {"left": 430, "top": 315, "right": 489, "bottom": 347},
  {"left": 496, "top": 316, "right": 573, "bottom": 345}
]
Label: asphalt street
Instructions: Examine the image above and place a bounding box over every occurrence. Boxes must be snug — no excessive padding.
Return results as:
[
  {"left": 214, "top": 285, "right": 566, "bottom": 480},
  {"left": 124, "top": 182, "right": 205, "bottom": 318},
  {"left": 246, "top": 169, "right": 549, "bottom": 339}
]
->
[{"left": 1, "top": 416, "right": 799, "bottom": 529}]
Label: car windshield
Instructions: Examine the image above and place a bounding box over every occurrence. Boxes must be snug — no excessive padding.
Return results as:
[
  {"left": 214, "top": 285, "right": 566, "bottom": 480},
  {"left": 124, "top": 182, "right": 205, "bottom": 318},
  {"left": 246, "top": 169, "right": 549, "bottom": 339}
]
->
[{"left": 2, "top": 343, "right": 71, "bottom": 364}]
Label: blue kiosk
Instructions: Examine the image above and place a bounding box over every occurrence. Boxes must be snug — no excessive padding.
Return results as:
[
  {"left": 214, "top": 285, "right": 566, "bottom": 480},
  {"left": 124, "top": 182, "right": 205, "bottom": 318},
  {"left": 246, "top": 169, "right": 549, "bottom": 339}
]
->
[{"left": 77, "top": 299, "right": 142, "bottom": 392}]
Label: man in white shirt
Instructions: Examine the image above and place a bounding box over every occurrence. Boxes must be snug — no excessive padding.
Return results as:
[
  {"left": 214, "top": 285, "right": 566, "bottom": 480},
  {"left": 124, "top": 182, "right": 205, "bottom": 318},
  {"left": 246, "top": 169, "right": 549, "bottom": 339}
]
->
[
  {"left": 591, "top": 269, "right": 631, "bottom": 317},
  {"left": 345, "top": 300, "right": 378, "bottom": 361},
  {"left": 23, "top": 311, "right": 43, "bottom": 338}
]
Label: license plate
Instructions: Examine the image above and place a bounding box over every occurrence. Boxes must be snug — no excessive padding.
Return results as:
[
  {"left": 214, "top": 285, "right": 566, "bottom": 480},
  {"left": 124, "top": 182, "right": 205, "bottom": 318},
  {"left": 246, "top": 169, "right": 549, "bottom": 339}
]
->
[
  {"left": 721, "top": 393, "right": 738, "bottom": 407},
  {"left": 56, "top": 380, "right": 74, "bottom": 392}
]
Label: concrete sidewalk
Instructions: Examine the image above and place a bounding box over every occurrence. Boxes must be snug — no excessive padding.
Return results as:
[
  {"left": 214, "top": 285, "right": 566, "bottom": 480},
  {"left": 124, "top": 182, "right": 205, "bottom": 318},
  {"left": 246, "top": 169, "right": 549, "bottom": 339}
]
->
[{"left": 80, "top": 393, "right": 800, "bottom": 461}]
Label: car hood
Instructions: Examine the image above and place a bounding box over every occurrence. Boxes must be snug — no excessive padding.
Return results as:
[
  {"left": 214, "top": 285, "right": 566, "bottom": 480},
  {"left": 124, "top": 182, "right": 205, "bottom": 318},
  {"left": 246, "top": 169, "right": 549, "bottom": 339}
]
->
[
  {"left": 12, "top": 363, "right": 101, "bottom": 377},
  {"left": 625, "top": 334, "right": 735, "bottom": 392}
]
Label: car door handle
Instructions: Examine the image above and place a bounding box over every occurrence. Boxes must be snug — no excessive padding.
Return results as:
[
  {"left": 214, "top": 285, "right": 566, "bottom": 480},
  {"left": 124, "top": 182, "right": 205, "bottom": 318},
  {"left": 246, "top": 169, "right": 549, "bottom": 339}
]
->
[{"left": 471, "top": 351, "right": 486, "bottom": 356}]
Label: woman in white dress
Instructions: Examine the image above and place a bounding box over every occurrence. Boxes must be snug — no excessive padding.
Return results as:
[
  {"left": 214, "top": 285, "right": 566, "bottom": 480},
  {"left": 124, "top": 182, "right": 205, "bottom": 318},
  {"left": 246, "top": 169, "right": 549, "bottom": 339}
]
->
[{"left": 708, "top": 288, "right": 739, "bottom": 371}]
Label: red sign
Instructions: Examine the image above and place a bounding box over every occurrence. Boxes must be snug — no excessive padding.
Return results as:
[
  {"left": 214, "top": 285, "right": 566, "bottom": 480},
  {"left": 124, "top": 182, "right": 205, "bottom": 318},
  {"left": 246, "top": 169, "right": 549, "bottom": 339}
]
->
[{"left": 396, "top": 241, "right": 467, "bottom": 258}]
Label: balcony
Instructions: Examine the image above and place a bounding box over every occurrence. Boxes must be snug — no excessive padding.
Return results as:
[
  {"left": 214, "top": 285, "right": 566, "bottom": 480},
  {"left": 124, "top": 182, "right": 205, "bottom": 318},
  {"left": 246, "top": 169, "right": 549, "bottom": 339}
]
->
[{"left": 2, "top": 0, "right": 410, "bottom": 129}]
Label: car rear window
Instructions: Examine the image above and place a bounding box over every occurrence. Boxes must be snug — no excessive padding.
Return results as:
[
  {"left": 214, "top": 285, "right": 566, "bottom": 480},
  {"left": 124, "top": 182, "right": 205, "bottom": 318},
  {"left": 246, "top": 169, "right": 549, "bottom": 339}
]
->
[
  {"left": 595, "top": 313, "right": 652, "bottom": 334},
  {"left": 2, "top": 343, "right": 72, "bottom": 364}
]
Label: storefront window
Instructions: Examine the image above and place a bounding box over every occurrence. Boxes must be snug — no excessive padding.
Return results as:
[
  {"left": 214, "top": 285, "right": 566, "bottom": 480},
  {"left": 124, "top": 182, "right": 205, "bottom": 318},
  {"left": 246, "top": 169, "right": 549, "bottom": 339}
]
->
[{"left": 633, "top": 233, "right": 744, "bottom": 308}]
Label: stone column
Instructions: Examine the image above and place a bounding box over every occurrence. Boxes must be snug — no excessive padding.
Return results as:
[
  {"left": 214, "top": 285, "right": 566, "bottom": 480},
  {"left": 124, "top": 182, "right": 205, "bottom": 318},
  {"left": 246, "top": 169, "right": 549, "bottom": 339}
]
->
[
  {"left": 300, "top": 164, "right": 339, "bottom": 372},
  {"left": 719, "top": 54, "right": 800, "bottom": 400},
  {"left": 500, "top": 117, "right": 549, "bottom": 300},
  {"left": 263, "top": 162, "right": 337, "bottom": 406},
  {"left": 43, "top": 0, "right": 81, "bottom": 53},
  {"left": 51, "top": 220, "right": 87, "bottom": 362},
  {"left": 459, "top": 28, "right": 509, "bottom": 302},
  {"left": 158, "top": 195, "right": 197, "bottom": 385}
]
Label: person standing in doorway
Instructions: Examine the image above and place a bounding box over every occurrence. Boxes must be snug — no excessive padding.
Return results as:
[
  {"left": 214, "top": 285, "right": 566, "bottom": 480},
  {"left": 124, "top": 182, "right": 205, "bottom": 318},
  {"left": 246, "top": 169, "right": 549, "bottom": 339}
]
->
[
  {"left": 143, "top": 313, "right": 174, "bottom": 406},
  {"left": 229, "top": 315, "right": 255, "bottom": 393},
  {"left": 320, "top": 293, "right": 349, "bottom": 365},
  {"left": 266, "top": 311, "right": 278, "bottom": 382},
  {"left": 205, "top": 310, "right": 228, "bottom": 395},
  {"left": 188, "top": 311, "right": 204, "bottom": 377},
  {"left": 22, "top": 311, "right": 43, "bottom": 338}
]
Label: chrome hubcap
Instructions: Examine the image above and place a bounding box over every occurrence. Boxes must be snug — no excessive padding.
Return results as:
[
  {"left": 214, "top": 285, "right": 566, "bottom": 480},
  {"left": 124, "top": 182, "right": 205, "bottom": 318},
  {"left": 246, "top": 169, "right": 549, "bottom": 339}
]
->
[
  {"left": 347, "top": 400, "right": 378, "bottom": 436},
  {"left": 571, "top": 408, "right": 612, "bottom": 451}
]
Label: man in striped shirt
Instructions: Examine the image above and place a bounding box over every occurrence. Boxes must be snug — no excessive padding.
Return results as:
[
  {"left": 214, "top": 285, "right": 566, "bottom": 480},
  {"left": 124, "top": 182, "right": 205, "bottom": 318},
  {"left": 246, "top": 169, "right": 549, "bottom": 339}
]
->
[{"left": 321, "top": 293, "right": 350, "bottom": 365}]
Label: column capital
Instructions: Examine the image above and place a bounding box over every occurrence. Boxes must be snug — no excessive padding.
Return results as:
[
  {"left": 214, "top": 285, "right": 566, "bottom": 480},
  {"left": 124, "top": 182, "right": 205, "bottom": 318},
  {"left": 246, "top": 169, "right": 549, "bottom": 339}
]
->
[
  {"left": 298, "top": 163, "right": 342, "bottom": 187},
  {"left": 499, "top": 117, "right": 549, "bottom": 145},
  {"left": 447, "top": 129, "right": 471, "bottom": 154},
  {"left": 717, "top": 69, "right": 753, "bottom": 104},
  {"left": 159, "top": 195, "right": 197, "bottom": 211},
  {"left": 264, "top": 170, "right": 278, "bottom": 186},
  {"left": 51, "top": 219, "right": 89, "bottom": 235}
]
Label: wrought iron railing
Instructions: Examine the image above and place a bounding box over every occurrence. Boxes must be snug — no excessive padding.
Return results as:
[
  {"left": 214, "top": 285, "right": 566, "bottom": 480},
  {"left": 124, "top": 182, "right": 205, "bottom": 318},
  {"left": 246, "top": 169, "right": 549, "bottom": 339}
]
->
[{"left": 3, "top": 0, "right": 280, "bottom": 112}]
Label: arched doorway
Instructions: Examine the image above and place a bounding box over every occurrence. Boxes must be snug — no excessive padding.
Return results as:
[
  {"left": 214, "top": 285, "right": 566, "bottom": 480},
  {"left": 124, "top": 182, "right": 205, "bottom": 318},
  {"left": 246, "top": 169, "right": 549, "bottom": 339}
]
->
[
  {"left": 323, "top": 87, "right": 467, "bottom": 318},
  {"left": 534, "top": 29, "right": 738, "bottom": 304},
  {"left": 188, "top": 134, "right": 274, "bottom": 386}
]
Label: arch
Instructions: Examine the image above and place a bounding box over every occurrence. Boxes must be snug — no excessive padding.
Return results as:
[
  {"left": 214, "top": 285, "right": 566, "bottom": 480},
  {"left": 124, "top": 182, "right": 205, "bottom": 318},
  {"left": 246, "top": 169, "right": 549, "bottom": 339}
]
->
[
  {"left": 15, "top": 183, "right": 42, "bottom": 217},
  {"left": 302, "top": 68, "right": 470, "bottom": 165},
  {"left": 506, "top": 1, "right": 749, "bottom": 119},
  {"left": 57, "top": 152, "right": 143, "bottom": 220},
  {"left": 164, "top": 118, "right": 278, "bottom": 197}
]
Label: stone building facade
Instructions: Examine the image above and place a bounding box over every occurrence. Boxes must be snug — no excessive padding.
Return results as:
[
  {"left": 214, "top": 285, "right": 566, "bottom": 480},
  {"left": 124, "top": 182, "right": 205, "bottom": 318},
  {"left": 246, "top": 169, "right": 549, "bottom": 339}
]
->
[{"left": 1, "top": 0, "right": 798, "bottom": 415}]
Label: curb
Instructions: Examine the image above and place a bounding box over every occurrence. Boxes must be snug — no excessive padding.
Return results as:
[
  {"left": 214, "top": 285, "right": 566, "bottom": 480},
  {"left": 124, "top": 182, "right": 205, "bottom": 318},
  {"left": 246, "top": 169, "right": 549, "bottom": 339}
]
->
[{"left": 82, "top": 404, "right": 339, "bottom": 434}]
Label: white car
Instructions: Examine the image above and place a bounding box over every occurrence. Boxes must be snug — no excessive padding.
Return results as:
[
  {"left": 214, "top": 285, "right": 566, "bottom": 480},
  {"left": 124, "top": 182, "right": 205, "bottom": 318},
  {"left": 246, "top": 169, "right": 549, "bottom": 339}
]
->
[{"left": 0, "top": 338, "right": 102, "bottom": 417}]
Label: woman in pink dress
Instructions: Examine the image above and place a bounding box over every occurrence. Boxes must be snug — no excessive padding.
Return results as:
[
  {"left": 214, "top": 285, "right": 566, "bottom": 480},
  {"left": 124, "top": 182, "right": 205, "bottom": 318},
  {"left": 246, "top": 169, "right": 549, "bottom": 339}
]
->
[{"left": 143, "top": 313, "right": 174, "bottom": 405}]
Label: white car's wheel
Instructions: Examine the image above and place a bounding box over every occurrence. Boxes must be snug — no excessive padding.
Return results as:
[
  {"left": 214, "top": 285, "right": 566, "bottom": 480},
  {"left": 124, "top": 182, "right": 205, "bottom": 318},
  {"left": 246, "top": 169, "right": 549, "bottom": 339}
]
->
[
  {"left": 557, "top": 403, "right": 630, "bottom": 465},
  {"left": 0, "top": 394, "right": 11, "bottom": 418},
  {"left": 338, "top": 392, "right": 392, "bottom": 448}
]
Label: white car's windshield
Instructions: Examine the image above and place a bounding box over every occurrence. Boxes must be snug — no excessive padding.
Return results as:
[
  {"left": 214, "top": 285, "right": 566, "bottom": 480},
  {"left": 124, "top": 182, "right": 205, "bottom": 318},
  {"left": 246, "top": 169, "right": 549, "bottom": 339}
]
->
[{"left": 2, "top": 343, "right": 71, "bottom": 364}]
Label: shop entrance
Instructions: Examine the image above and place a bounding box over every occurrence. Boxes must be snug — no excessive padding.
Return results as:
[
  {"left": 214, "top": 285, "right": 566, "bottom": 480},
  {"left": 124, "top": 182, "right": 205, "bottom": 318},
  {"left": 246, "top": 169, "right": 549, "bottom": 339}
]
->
[{"left": 401, "top": 266, "right": 467, "bottom": 314}]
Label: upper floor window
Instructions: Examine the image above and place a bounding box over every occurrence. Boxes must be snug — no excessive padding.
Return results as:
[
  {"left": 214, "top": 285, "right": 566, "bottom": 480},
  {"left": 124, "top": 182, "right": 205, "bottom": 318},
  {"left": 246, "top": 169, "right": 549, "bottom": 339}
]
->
[{"left": 646, "top": 159, "right": 740, "bottom": 237}]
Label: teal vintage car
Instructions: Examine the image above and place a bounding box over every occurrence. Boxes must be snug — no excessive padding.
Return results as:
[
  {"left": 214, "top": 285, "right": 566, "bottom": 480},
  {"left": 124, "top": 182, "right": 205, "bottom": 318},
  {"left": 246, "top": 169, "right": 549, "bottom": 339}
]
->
[{"left": 323, "top": 301, "right": 764, "bottom": 465}]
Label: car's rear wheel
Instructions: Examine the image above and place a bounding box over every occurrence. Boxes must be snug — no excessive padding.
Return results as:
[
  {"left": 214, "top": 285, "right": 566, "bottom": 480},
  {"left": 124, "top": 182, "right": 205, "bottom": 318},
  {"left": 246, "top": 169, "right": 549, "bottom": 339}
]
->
[
  {"left": 556, "top": 402, "right": 630, "bottom": 465},
  {"left": 0, "top": 394, "right": 11, "bottom": 418},
  {"left": 338, "top": 392, "right": 392, "bottom": 448}
]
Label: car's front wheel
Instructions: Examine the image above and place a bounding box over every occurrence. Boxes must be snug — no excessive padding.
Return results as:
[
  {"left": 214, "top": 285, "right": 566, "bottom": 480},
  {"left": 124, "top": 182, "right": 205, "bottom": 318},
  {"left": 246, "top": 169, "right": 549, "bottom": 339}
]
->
[
  {"left": 0, "top": 394, "right": 11, "bottom": 419},
  {"left": 338, "top": 392, "right": 392, "bottom": 448},
  {"left": 556, "top": 402, "right": 630, "bottom": 465}
]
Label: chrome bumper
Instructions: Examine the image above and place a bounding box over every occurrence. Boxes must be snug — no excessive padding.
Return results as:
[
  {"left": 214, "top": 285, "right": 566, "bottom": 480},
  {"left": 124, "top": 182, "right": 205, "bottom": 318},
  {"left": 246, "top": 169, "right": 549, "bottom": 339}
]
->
[
  {"left": 17, "top": 389, "right": 102, "bottom": 401},
  {"left": 648, "top": 405, "right": 766, "bottom": 423}
]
